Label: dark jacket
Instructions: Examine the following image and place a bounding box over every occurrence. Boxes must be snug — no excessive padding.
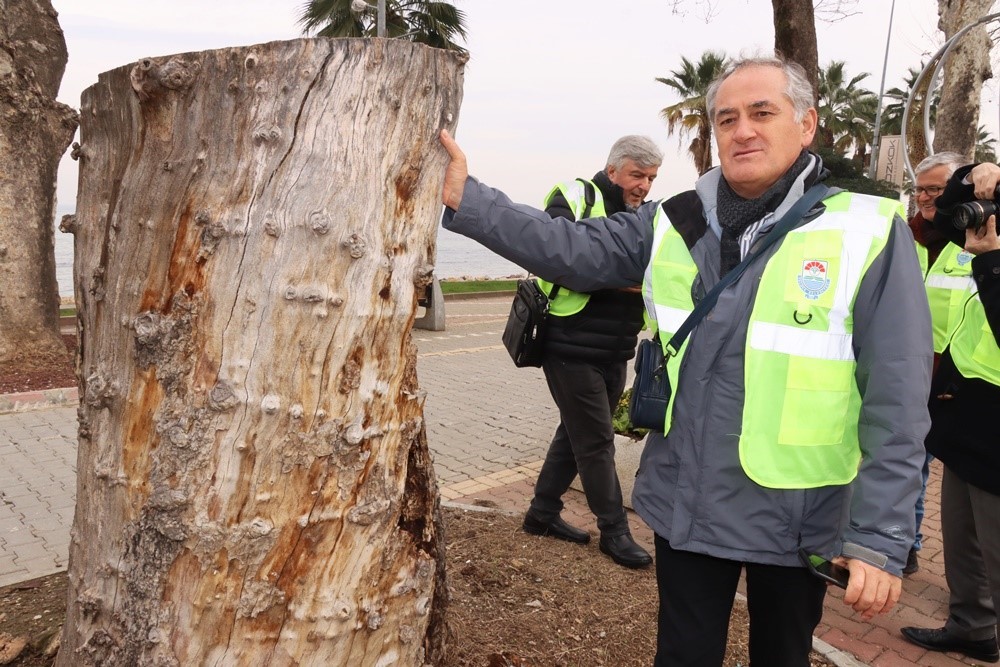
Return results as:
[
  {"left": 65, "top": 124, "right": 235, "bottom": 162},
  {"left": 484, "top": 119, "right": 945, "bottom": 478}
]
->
[
  {"left": 926, "top": 164, "right": 1000, "bottom": 495},
  {"left": 543, "top": 170, "right": 645, "bottom": 363},
  {"left": 908, "top": 211, "right": 948, "bottom": 267}
]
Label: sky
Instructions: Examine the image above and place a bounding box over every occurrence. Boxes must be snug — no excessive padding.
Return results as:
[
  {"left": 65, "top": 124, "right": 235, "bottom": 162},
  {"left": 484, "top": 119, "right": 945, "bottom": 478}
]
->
[{"left": 50, "top": 0, "right": 995, "bottom": 210}]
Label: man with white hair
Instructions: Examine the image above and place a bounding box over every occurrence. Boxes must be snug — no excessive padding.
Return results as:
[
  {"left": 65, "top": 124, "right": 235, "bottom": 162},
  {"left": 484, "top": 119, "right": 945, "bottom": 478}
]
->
[
  {"left": 904, "top": 151, "right": 970, "bottom": 576},
  {"left": 523, "top": 136, "right": 661, "bottom": 570},
  {"left": 438, "top": 55, "right": 930, "bottom": 665}
]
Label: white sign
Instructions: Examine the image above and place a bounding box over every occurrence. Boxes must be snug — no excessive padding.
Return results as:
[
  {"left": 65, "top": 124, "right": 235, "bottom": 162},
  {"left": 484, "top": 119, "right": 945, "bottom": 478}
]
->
[{"left": 876, "top": 135, "right": 905, "bottom": 187}]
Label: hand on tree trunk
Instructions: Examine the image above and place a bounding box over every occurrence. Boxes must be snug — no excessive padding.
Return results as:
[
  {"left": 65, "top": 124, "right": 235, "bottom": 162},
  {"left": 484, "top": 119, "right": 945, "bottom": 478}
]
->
[{"left": 439, "top": 128, "right": 467, "bottom": 210}]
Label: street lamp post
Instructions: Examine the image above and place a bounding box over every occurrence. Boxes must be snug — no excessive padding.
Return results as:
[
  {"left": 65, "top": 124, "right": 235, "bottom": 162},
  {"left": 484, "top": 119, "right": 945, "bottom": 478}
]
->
[
  {"left": 868, "top": 0, "right": 896, "bottom": 180},
  {"left": 377, "top": 0, "right": 386, "bottom": 37}
]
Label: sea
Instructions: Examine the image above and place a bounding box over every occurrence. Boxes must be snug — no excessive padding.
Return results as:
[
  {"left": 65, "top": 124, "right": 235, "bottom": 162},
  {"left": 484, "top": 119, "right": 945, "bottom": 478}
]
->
[{"left": 52, "top": 214, "right": 524, "bottom": 299}]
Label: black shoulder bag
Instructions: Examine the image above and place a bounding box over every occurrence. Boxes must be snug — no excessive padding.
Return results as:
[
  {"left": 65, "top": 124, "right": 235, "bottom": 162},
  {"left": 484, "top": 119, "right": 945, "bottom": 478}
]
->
[
  {"left": 502, "top": 280, "right": 559, "bottom": 368},
  {"left": 629, "top": 184, "right": 831, "bottom": 431},
  {"left": 502, "top": 179, "right": 597, "bottom": 368}
]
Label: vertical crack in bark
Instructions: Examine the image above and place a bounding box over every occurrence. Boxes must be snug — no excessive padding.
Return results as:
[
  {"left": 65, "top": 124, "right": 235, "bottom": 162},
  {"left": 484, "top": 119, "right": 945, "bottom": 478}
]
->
[
  {"left": 220, "top": 44, "right": 337, "bottom": 414},
  {"left": 262, "top": 48, "right": 336, "bottom": 201}
]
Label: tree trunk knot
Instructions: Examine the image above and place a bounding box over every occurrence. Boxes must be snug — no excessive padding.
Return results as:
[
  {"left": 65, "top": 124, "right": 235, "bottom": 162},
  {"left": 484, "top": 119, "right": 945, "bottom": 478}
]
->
[
  {"left": 59, "top": 213, "right": 78, "bottom": 234},
  {"left": 342, "top": 233, "right": 367, "bottom": 258},
  {"left": 130, "top": 57, "right": 201, "bottom": 103}
]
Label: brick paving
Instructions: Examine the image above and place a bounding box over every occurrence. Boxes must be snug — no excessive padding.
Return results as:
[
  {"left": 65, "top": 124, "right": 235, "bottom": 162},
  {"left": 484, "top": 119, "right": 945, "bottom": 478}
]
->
[{"left": 0, "top": 294, "right": 984, "bottom": 666}]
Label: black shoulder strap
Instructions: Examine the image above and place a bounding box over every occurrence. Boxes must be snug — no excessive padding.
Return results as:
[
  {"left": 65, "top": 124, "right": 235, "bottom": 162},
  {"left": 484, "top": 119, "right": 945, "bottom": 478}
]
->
[
  {"left": 665, "top": 184, "right": 831, "bottom": 356},
  {"left": 577, "top": 178, "right": 597, "bottom": 220}
]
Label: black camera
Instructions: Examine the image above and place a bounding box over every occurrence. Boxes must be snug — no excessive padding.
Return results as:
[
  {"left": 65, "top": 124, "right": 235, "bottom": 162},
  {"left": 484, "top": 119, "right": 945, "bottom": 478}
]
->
[{"left": 951, "top": 186, "right": 1000, "bottom": 231}]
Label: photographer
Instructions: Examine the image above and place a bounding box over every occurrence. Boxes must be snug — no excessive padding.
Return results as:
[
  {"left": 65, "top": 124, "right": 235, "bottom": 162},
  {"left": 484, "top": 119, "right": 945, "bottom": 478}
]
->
[{"left": 901, "top": 162, "right": 1000, "bottom": 663}]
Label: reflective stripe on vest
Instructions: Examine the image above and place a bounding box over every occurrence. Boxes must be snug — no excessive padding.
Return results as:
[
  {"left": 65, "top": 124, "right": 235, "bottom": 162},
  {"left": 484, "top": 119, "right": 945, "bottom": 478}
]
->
[
  {"left": 924, "top": 244, "right": 976, "bottom": 353},
  {"left": 537, "top": 179, "right": 607, "bottom": 317},
  {"left": 949, "top": 291, "right": 1000, "bottom": 386},
  {"left": 645, "top": 191, "right": 897, "bottom": 489}
]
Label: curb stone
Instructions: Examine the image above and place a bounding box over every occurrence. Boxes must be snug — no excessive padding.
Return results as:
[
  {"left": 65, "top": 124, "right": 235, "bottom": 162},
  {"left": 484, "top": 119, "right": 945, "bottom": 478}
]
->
[{"left": 0, "top": 388, "right": 78, "bottom": 415}]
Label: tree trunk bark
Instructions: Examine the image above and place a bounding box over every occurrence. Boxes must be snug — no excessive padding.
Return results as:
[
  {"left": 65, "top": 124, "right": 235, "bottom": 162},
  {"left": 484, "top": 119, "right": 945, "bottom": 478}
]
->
[
  {"left": 0, "top": 0, "right": 79, "bottom": 366},
  {"left": 771, "top": 0, "right": 820, "bottom": 106},
  {"left": 56, "top": 38, "right": 464, "bottom": 666},
  {"left": 932, "top": 0, "right": 994, "bottom": 158},
  {"left": 905, "top": 71, "right": 933, "bottom": 172}
]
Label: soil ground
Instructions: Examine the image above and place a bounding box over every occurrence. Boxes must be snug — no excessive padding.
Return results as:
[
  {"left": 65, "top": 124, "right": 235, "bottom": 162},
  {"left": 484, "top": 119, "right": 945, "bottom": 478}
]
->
[
  {"left": 0, "top": 337, "right": 836, "bottom": 666},
  {"left": 0, "top": 508, "right": 835, "bottom": 666},
  {"left": 0, "top": 335, "right": 76, "bottom": 395}
]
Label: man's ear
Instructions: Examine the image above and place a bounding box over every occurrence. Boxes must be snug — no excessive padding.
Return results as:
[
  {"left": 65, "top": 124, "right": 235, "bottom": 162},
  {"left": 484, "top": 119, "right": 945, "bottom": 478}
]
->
[{"left": 801, "top": 108, "right": 818, "bottom": 147}]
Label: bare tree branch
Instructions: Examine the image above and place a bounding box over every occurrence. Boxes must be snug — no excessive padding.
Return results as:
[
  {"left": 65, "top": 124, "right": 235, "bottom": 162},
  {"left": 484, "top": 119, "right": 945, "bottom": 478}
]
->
[
  {"left": 814, "top": 0, "right": 861, "bottom": 23},
  {"left": 675, "top": 0, "right": 859, "bottom": 25}
]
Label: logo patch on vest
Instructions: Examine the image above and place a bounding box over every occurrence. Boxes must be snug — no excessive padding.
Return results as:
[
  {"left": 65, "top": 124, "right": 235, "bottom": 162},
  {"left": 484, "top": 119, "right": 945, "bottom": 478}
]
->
[
  {"left": 797, "top": 260, "right": 830, "bottom": 300},
  {"left": 957, "top": 251, "right": 973, "bottom": 266}
]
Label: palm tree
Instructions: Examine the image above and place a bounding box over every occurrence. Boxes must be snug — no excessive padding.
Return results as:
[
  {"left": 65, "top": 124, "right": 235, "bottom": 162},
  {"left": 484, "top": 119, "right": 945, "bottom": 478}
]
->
[
  {"left": 815, "top": 61, "right": 875, "bottom": 154},
  {"left": 657, "top": 51, "right": 729, "bottom": 176},
  {"left": 299, "top": 0, "right": 468, "bottom": 54},
  {"left": 976, "top": 125, "right": 997, "bottom": 163},
  {"left": 879, "top": 66, "right": 938, "bottom": 137}
]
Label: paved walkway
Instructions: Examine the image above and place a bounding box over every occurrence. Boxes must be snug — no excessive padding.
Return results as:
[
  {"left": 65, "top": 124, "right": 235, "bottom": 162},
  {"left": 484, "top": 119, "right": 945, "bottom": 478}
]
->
[{"left": 0, "top": 295, "right": 977, "bottom": 666}]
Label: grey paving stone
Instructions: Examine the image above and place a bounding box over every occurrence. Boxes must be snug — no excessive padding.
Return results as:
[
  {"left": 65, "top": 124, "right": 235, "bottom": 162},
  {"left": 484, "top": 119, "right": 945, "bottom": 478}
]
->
[{"left": 10, "top": 541, "right": 54, "bottom": 565}]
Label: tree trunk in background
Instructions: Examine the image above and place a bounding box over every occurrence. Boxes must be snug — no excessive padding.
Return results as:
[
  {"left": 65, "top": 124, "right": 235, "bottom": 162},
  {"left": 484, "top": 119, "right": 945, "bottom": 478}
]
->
[
  {"left": 56, "top": 38, "right": 464, "bottom": 666},
  {"left": 771, "top": 0, "right": 820, "bottom": 105},
  {"left": 905, "top": 69, "right": 933, "bottom": 172},
  {"left": 933, "top": 0, "right": 994, "bottom": 158},
  {"left": 0, "top": 0, "right": 79, "bottom": 366}
]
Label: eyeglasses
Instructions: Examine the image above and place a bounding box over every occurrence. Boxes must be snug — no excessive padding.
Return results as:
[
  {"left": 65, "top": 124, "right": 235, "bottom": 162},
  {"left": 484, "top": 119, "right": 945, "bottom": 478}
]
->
[{"left": 914, "top": 186, "right": 945, "bottom": 196}]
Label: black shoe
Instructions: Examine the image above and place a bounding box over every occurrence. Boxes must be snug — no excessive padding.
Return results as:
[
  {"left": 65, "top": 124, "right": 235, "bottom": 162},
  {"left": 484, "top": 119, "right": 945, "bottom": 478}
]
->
[
  {"left": 599, "top": 533, "right": 652, "bottom": 569},
  {"left": 903, "top": 547, "right": 919, "bottom": 575},
  {"left": 522, "top": 513, "right": 591, "bottom": 544},
  {"left": 901, "top": 626, "right": 999, "bottom": 663}
]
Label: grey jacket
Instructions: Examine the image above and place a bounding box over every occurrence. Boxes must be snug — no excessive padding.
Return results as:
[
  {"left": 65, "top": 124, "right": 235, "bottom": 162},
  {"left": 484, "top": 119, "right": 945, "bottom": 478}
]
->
[{"left": 443, "top": 165, "right": 931, "bottom": 574}]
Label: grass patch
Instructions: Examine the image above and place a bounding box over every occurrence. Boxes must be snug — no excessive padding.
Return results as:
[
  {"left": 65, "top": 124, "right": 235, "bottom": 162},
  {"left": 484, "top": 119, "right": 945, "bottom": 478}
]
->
[{"left": 439, "top": 279, "right": 518, "bottom": 294}]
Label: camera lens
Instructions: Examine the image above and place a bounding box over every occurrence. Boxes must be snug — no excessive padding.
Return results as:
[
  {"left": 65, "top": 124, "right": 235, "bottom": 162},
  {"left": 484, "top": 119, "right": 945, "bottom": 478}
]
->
[{"left": 952, "top": 200, "right": 998, "bottom": 231}]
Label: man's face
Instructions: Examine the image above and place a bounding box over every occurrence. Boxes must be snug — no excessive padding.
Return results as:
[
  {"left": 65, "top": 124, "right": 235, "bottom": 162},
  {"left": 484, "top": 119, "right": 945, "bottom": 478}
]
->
[
  {"left": 914, "top": 165, "right": 950, "bottom": 220},
  {"left": 607, "top": 159, "right": 659, "bottom": 208},
  {"left": 713, "top": 66, "right": 817, "bottom": 199}
]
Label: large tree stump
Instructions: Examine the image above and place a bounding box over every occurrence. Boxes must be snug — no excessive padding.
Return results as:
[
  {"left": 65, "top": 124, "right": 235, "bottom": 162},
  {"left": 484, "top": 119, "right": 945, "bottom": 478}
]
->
[{"left": 57, "top": 38, "right": 464, "bottom": 666}]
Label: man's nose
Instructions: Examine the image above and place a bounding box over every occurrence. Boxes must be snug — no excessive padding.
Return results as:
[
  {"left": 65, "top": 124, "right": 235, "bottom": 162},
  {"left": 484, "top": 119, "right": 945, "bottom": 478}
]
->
[{"left": 733, "top": 117, "right": 755, "bottom": 140}]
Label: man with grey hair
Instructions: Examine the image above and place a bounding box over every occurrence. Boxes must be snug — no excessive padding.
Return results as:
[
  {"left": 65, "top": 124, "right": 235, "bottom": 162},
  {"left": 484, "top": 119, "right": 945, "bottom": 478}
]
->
[
  {"left": 904, "top": 150, "right": 970, "bottom": 576},
  {"left": 522, "top": 135, "right": 661, "bottom": 570},
  {"left": 438, "top": 54, "right": 929, "bottom": 665}
]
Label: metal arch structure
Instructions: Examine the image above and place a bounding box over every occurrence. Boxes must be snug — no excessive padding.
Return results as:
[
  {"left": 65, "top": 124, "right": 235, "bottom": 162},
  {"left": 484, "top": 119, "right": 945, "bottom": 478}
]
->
[{"left": 900, "top": 12, "right": 1000, "bottom": 183}]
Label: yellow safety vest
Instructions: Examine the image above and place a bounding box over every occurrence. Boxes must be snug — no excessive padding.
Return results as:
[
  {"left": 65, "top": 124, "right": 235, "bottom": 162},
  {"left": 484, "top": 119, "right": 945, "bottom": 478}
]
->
[
  {"left": 925, "top": 244, "right": 976, "bottom": 353},
  {"left": 645, "top": 192, "right": 899, "bottom": 488},
  {"left": 948, "top": 287, "right": 1000, "bottom": 386},
  {"left": 537, "top": 179, "right": 605, "bottom": 316}
]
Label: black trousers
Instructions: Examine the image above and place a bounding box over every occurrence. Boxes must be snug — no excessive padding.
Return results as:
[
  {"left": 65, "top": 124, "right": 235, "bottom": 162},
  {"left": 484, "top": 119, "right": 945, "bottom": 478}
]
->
[
  {"left": 654, "top": 535, "right": 827, "bottom": 667},
  {"left": 528, "top": 357, "right": 629, "bottom": 536}
]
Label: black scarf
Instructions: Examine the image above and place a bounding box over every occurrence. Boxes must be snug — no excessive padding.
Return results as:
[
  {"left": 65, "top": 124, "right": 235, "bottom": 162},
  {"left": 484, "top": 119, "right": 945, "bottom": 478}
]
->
[{"left": 716, "top": 151, "right": 813, "bottom": 276}]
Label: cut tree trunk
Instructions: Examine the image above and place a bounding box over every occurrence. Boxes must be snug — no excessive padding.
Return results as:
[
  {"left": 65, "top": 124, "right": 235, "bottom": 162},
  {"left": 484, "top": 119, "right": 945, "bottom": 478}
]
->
[
  {"left": 933, "top": 0, "right": 994, "bottom": 158},
  {"left": 56, "top": 38, "right": 464, "bottom": 666},
  {"left": 0, "top": 0, "right": 79, "bottom": 366}
]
